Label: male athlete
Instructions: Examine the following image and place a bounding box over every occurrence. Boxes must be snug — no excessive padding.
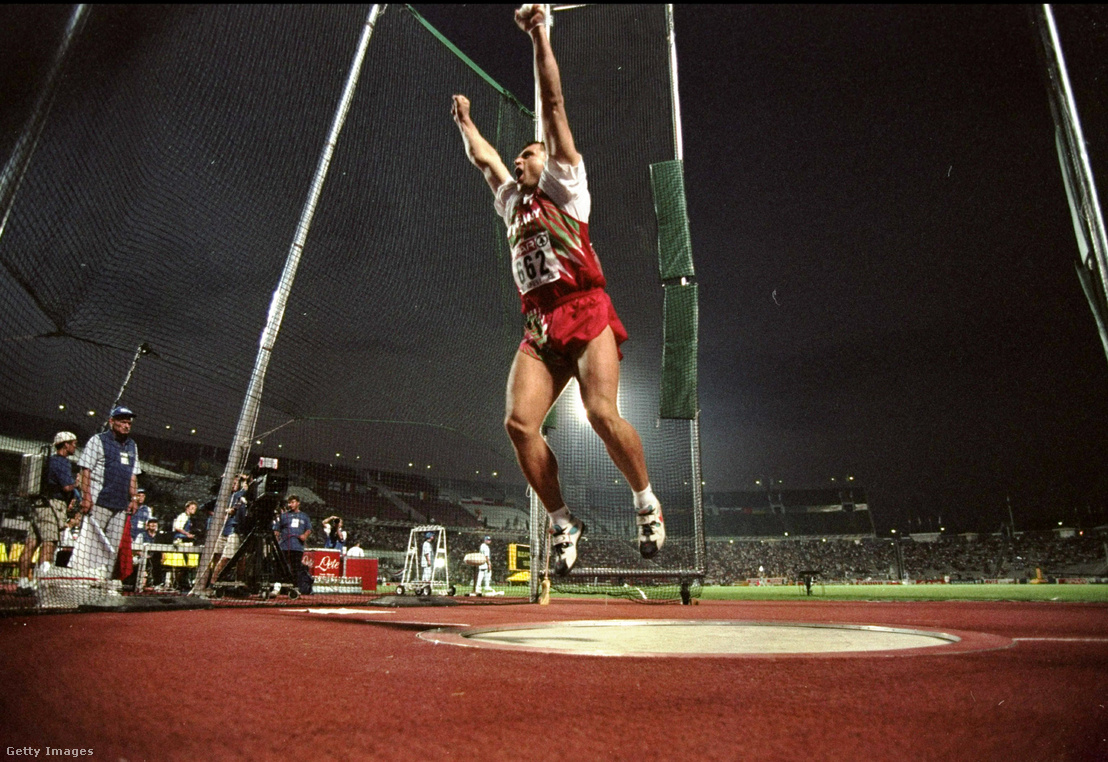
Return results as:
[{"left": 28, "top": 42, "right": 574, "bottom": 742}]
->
[{"left": 452, "top": 4, "right": 664, "bottom": 575}]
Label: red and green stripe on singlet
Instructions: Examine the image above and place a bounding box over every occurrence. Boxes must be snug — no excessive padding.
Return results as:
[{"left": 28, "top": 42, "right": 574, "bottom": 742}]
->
[{"left": 507, "top": 189, "right": 607, "bottom": 313}]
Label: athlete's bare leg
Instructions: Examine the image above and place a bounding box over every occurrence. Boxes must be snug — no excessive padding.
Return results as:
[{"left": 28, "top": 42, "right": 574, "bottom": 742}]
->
[
  {"left": 575, "top": 326, "right": 650, "bottom": 491},
  {"left": 505, "top": 350, "right": 574, "bottom": 512}
]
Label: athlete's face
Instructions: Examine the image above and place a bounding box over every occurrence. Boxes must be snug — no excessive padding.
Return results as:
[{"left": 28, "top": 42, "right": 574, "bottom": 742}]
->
[{"left": 514, "top": 144, "right": 546, "bottom": 190}]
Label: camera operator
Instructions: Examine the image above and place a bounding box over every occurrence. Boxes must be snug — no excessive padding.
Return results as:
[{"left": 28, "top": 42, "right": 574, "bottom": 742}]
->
[{"left": 202, "top": 473, "right": 251, "bottom": 589}]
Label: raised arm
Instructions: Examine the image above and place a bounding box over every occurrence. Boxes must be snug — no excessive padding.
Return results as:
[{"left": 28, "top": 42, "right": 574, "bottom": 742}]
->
[
  {"left": 452, "top": 95, "right": 511, "bottom": 194},
  {"left": 516, "top": 5, "right": 580, "bottom": 167}
]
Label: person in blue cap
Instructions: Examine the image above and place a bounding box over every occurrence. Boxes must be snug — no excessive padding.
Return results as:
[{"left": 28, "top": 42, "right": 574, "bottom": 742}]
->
[
  {"left": 76, "top": 406, "right": 142, "bottom": 570},
  {"left": 130, "top": 488, "right": 152, "bottom": 541}
]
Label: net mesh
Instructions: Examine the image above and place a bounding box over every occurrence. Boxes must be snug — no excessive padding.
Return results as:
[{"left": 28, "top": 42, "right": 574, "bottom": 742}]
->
[
  {"left": 0, "top": 4, "right": 703, "bottom": 610},
  {"left": 0, "top": 5, "right": 538, "bottom": 609}
]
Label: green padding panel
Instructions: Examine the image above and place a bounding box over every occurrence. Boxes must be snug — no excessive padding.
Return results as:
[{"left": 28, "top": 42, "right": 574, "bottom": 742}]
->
[
  {"left": 661, "top": 282, "right": 698, "bottom": 419},
  {"left": 650, "top": 160, "right": 696, "bottom": 280}
]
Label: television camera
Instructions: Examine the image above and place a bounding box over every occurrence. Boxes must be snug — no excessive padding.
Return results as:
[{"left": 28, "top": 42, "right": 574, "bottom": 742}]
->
[{"left": 211, "top": 459, "right": 298, "bottom": 599}]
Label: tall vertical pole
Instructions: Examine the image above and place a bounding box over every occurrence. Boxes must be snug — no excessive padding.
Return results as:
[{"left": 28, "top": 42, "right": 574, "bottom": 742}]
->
[
  {"left": 1036, "top": 4, "right": 1108, "bottom": 363},
  {"left": 529, "top": 5, "right": 553, "bottom": 602},
  {"left": 0, "top": 4, "right": 90, "bottom": 243},
  {"left": 665, "top": 4, "right": 705, "bottom": 579},
  {"left": 194, "top": 4, "right": 387, "bottom": 592},
  {"left": 665, "top": 5, "right": 685, "bottom": 164}
]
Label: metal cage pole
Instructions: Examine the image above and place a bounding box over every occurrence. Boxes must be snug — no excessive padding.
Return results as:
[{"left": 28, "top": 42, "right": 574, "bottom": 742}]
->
[
  {"left": 529, "top": 4, "right": 555, "bottom": 602},
  {"left": 666, "top": 4, "right": 706, "bottom": 578},
  {"left": 0, "top": 4, "right": 89, "bottom": 243},
  {"left": 1036, "top": 4, "right": 1108, "bottom": 362},
  {"left": 194, "top": 4, "right": 387, "bottom": 592}
]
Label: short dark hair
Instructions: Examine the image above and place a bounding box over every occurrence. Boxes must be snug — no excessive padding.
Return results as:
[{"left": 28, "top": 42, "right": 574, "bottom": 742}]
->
[{"left": 520, "top": 140, "right": 546, "bottom": 154}]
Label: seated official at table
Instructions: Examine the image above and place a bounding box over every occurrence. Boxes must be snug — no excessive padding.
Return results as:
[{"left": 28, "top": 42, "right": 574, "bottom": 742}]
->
[
  {"left": 131, "top": 518, "right": 162, "bottom": 590},
  {"left": 173, "top": 500, "right": 198, "bottom": 544}
]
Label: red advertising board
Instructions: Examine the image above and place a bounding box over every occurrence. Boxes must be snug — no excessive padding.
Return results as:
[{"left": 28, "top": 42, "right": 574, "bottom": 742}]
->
[
  {"left": 345, "top": 558, "right": 377, "bottom": 591},
  {"left": 312, "top": 549, "right": 343, "bottom": 578}
]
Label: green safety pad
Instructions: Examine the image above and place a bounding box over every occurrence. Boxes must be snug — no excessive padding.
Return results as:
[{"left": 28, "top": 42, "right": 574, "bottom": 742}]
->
[
  {"left": 661, "top": 282, "right": 698, "bottom": 419},
  {"left": 650, "top": 160, "right": 696, "bottom": 281}
]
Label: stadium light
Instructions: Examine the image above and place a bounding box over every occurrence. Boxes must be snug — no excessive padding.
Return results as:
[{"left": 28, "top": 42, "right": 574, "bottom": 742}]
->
[
  {"left": 570, "top": 380, "right": 588, "bottom": 422},
  {"left": 58, "top": 404, "right": 65, "bottom": 410},
  {"left": 87, "top": 410, "right": 96, "bottom": 417}
]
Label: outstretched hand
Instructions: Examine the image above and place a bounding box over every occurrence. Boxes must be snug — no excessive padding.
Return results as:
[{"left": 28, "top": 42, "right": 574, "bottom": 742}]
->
[
  {"left": 515, "top": 4, "right": 546, "bottom": 33},
  {"left": 451, "top": 94, "right": 471, "bottom": 125}
]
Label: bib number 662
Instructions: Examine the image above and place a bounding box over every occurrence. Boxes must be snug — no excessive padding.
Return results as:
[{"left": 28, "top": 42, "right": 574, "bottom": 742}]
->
[{"left": 512, "top": 231, "right": 559, "bottom": 294}]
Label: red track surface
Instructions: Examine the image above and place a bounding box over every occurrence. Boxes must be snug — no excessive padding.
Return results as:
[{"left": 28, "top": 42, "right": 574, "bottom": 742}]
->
[{"left": 2, "top": 599, "right": 1106, "bottom": 761}]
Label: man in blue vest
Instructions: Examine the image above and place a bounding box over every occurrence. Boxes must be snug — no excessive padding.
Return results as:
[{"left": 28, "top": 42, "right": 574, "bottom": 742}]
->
[
  {"left": 76, "top": 406, "right": 142, "bottom": 570},
  {"left": 277, "top": 495, "right": 312, "bottom": 594}
]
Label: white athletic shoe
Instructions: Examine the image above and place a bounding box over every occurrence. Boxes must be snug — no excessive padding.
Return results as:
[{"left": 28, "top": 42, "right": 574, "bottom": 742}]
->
[
  {"left": 636, "top": 503, "right": 665, "bottom": 559},
  {"left": 550, "top": 515, "right": 586, "bottom": 576}
]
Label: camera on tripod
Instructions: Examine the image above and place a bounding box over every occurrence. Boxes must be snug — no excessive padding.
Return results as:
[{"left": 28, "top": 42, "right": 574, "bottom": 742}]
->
[
  {"left": 247, "top": 457, "right": 288, "bottom": 502},
  {"left": 212, "top": 457, "right": 297, "bottom": 598}
]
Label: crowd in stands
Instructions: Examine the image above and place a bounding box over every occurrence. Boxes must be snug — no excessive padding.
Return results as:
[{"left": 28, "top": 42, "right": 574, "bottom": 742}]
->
[
  {"left": 332, "top": 517, "right": 1107, "bottom": 585},
  {"left": 702, "top": 534, "right": 1107, "bottom": 584},
  {"left": 5, "top": 441, "right": 1106, "bottom": 596}
]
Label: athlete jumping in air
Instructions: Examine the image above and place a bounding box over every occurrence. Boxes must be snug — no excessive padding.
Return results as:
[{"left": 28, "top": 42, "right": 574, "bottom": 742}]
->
[{"left": 451, "top": 4, "right": 664, "bottom": 575}]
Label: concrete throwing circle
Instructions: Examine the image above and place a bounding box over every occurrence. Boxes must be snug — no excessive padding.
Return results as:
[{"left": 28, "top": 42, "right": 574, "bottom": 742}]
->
[{"left": 419, "top": 620, "right": 1013, "bottom": 658}]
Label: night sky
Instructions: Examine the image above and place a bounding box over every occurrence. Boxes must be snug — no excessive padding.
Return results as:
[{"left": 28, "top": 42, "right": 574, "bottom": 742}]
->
[
  {"left": 2, "top": 5, "right": 1106, "bottom": 536},
  {"left": 411, "top": 4, "right": 1108, "bottom": 534}
]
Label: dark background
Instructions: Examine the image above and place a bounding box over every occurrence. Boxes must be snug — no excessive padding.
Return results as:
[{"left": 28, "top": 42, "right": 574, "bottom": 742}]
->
[
  {"left": 2, "top": 5, "right": 1106, "bottom": 536},
  {"left": 411, "top": 4, "right": 1108, "bottom": 534}
]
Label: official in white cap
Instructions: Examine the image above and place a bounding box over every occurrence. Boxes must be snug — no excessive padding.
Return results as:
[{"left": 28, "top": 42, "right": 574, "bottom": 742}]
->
[
  {"left": 16, "top": 432, "right": 80, "bottom": 594},
  {"left": 476, "top": 535, "right": 499, "bottom": 595}
]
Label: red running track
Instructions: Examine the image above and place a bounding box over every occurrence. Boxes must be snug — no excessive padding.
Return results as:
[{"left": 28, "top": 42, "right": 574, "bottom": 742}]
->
[{"left": 1, "top": 599, "right": 1106, "bottom": 761}]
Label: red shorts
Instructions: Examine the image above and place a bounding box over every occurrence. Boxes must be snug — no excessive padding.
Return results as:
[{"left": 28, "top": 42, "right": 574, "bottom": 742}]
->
[{"left": 519, "top": 288, "right": 629, "bottom": 366}]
